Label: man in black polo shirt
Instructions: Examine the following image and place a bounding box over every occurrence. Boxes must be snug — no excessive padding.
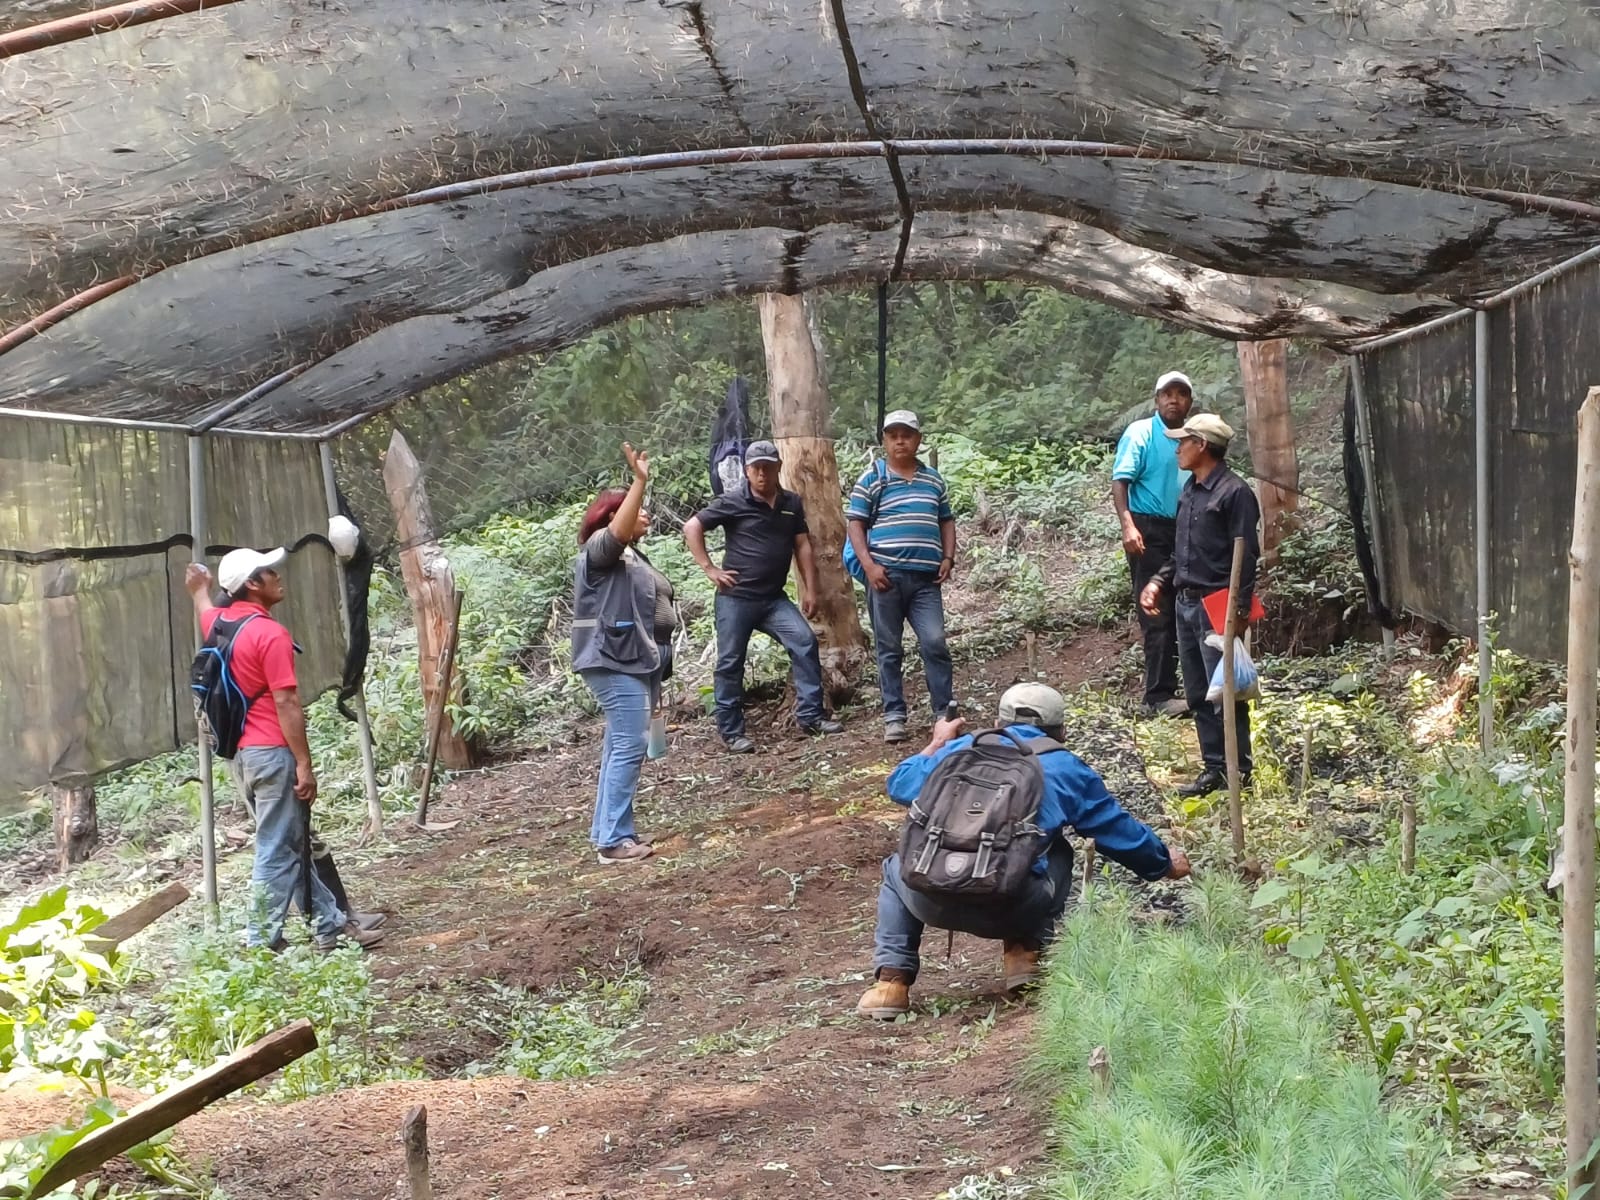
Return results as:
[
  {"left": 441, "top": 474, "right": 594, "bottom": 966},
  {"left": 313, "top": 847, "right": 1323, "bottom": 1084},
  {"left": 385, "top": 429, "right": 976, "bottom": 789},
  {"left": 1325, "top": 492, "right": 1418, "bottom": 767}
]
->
[
  {"left": 684, "top": 440, "right": 845, "bottom": 753},
  {"left": 1138, "top": 414, "right": 1261, "bottom": 797}
]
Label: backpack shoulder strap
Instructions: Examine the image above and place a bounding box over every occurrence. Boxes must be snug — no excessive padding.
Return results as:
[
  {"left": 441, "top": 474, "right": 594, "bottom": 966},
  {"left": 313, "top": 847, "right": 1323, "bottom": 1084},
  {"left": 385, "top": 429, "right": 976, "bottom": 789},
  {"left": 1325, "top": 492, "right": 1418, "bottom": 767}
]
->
[
  {"left": 1022, "top": 736, "right": 1065, "bottom": 757},
  {"left": 861, "top": 456, "right": 890, "bottom": 522}
]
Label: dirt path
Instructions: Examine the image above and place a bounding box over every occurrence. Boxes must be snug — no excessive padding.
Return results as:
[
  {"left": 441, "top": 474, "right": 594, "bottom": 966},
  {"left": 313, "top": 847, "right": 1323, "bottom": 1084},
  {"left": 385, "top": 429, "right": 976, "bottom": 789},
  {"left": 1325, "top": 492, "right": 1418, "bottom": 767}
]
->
[{"left": 125, "top": 631, "right": 1145, "bottom": 1198}]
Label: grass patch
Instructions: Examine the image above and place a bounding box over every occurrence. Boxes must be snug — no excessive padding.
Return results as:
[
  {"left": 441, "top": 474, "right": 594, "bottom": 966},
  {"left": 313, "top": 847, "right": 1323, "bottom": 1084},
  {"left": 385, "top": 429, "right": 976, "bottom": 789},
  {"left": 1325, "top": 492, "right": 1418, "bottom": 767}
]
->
[{"left": 1033, "top": 879, "right": 1445, "bottom": 1199}]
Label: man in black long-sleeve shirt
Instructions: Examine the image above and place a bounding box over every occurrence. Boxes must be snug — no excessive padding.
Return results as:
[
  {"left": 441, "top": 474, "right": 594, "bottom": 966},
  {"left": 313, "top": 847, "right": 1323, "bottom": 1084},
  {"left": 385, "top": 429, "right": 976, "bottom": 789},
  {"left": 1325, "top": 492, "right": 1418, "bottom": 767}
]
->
[{"left": 1139, "top": 414, "right": 1261, "bottom": 796}]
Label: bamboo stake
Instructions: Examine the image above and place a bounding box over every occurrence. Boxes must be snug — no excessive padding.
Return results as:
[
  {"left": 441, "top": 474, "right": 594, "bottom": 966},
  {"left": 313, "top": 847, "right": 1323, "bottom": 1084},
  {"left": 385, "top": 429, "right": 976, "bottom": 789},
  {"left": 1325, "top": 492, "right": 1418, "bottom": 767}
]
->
[
  {"left": 1561, "top": 387, "right": 1600, "bottom": 1196},
  {"left": 416, "top": 589, "right": 465, "bottom": 827},
  {"left": 1222, "top": 536, "right": 1247, "bottom": 860}
]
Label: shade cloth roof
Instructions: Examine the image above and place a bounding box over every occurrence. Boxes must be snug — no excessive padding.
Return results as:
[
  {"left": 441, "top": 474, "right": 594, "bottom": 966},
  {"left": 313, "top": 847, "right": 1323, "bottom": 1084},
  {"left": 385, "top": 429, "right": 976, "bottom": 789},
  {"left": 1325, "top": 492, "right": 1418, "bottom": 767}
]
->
[{"left": 3, "top": 0, "right": 1599, "bottom": 433}]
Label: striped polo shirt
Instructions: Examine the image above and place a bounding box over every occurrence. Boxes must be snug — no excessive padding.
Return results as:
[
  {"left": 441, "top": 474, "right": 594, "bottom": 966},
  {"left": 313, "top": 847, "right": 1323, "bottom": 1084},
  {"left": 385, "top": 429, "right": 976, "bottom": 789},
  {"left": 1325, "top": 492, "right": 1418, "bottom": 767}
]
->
[{"left": 847, "top": 459, "right": 953, "bottom": 573}]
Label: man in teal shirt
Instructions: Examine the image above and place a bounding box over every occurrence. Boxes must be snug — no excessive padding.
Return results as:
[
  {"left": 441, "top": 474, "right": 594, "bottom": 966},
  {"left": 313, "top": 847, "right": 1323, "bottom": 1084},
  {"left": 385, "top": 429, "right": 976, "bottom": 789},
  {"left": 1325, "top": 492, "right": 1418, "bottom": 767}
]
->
[{"left": 1111, "top": 371, "right": 1194, "bottom": 717}]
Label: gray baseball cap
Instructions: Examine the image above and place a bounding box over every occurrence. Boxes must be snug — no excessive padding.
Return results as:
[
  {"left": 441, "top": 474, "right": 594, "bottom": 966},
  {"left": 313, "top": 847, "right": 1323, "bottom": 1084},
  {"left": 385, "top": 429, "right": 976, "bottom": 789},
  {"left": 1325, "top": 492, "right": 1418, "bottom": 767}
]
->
[
  {"left": 998, "top": 682, "right": 1065, "bottom": 729},
  {"left": 744, "top": 439, "right": 781, "bottom": 465},
  {"left": 881, "top": 409, "right": 921, "bottom": 433}
]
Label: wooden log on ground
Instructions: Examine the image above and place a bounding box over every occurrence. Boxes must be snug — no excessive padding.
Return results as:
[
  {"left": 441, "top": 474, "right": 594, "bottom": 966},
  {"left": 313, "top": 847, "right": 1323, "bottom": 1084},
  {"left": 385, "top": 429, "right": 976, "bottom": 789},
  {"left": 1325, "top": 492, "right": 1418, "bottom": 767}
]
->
[
  {"left": 1561, "top": 386, "right": 1600, "bottom": 1197},
  {"left": 382, "top": 429, "right": 478, "bottom": 771},
  {"left": 402, "top": 1104, "right": 433, "bottom": 1200},
  {"left": 51, "top": 782, "right": 98, "bottom": 869},
  {"left": 27, "top": 1019, "right": 317, "bottom": 1199},
  {"left": 759, "top": 292, "right": 869, "bottom": 703},
  {"left": 1237, "top": 339, "right": 1300, "bottom": 566},
  {"left": 87, "top": 881, "right": 191, "bottom": 948}
]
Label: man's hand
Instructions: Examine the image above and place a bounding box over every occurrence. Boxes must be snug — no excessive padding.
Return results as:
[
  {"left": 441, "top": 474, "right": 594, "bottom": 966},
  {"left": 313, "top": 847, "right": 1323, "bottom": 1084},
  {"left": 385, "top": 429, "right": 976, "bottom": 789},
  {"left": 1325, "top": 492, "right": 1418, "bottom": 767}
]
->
[
  {"left": 1120, "top": 517, "right": 1145, "bottom": 557},
  {"left": 800, "top": 590, "right": 818, "bottom": 620},
  {"left": 935, "top": 556, "right": 954, "bottom": 584},
  {"left": 1165, "top": 848, "right": 1191, "bottom": 880},
  {"left": 1139, "top": 578, "right": 1165, "bottom": 616},
  {"left": 921, "top": 715, "right": 966, "bottom": 756},
  {"left": 622, "top": 442, "right": 650, "bottom": 482},
  {"left": 704, "top": 565, "right": 739, "bottom": 591},
  {"left": 294, "top": 759, "right": 318, "bottom": 804},
  {"left": 864, "top": 560, "right": 891, "bottom": 592},
  {"left": 184, "top": 562, "right": 212, "bottom": 594}
]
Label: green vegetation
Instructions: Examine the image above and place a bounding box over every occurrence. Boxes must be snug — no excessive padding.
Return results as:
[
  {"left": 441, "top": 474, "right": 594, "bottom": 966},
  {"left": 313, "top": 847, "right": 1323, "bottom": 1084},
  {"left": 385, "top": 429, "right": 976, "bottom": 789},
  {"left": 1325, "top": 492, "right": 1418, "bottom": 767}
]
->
[{"left": 1035, "top": 881, "right": 1445, "bottom": 1200}]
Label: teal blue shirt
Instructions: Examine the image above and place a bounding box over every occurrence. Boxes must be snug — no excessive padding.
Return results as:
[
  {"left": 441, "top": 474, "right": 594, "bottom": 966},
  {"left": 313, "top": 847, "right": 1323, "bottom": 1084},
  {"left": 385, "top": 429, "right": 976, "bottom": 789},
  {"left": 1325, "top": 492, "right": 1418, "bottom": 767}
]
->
[{"left": 1112, "top": 415, "right": 1191, "bottom": 519}]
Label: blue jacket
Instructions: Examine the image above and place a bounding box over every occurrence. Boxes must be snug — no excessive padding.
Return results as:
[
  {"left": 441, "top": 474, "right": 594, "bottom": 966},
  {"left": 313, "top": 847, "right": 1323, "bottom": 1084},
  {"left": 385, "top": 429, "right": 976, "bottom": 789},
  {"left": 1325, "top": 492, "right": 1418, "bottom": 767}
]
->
[{"left": 885, "top": 725, "right": 1173, "bottom": 879}]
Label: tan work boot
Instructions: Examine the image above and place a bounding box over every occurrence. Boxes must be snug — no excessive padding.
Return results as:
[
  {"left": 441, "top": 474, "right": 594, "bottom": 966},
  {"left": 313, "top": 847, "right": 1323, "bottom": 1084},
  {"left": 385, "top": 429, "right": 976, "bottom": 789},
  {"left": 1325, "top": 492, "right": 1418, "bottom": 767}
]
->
[
  {"left": 1002, "top": 941, "right": 1041, "bottom": 991},
  {"left": 856, "top": 968, "right": 913, "bottom": 1019}
]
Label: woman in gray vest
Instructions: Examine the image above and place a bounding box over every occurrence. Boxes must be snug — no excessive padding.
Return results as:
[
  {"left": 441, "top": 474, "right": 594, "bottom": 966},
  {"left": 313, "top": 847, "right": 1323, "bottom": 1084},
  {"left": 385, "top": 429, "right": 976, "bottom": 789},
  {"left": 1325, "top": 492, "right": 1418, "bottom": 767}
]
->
[{"left": 572, "top": 444, "right": 679, "bottom": 864}]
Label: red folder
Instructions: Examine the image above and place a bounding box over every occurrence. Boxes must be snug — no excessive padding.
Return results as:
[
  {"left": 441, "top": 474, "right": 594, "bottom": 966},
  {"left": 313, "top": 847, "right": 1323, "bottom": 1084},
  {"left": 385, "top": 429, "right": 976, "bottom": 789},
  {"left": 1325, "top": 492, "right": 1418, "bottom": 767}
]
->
[{"left": 1202, "top": 587, "right": 1265, "bottom": 636}]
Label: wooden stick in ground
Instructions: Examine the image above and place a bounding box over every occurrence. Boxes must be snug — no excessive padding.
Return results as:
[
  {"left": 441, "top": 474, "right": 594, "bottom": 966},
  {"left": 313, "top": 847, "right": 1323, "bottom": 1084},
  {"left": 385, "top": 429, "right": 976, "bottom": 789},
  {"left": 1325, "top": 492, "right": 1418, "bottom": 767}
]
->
[
  {"left": 1079, "top": 838, "right": 1097, "bottom": 904},
  {"left": 416, "top": 588, "right": 465, "bottom": 826},
  {"left": 27, "top": 1019, "right": 317, "bottom": 1198},
  {"left": 1221, "top": 535, "right": 1246, "bottom": 860},
  {"left": 1561, "top": 386, "right": 1600, "bottom": 1197},
  {"left": 1400, "top": 796, "right": 1417, "bottom": 876},
  {"left": 85, "top": 881, "right": 190, "bottom": 949},
  {"left": 402, "top": 1104, "right": 433, "bottom": 1200}
]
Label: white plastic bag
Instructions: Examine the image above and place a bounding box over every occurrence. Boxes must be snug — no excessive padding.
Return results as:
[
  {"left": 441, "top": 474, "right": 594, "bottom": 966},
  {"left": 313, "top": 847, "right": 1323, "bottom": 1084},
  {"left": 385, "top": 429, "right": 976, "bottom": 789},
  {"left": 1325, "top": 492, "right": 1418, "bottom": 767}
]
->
[{"left": 1205, "top": 633, "right": 1261, "bottom": 703}]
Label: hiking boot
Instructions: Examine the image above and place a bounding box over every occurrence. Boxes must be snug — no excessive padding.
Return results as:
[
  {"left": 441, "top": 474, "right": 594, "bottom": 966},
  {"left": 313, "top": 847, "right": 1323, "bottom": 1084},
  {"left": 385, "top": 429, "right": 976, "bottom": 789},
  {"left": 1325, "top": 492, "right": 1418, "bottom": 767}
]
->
[
  {"left": 724, "top": 734, "right": 756, "bottom": 754},
  {"left": 350, "top": 910, "right": 388, "bottom": 933},
  {"left": 316, "top": 921, "right": 386, "bottom": 953},
  {"left": 1177, "top": 768, "right": 1226, "bottom": 798},
  {"left": 1002, "top": 941, "right": 1042, "bottom": 991},
  {"left": 1142, "top": 697, "right": 1190, "bottom": 719},
  {"left": 883, "top": 720, "right": 908, "bottom": 744},
  {"left": 596, "top": 837, "right": 654, "bottom": 865},
  {"left": 856, "top": 968, "right": 913, "bottom": 1020},
  {"left": 802, "top": 718, "right": 845, "bottom": 736}
]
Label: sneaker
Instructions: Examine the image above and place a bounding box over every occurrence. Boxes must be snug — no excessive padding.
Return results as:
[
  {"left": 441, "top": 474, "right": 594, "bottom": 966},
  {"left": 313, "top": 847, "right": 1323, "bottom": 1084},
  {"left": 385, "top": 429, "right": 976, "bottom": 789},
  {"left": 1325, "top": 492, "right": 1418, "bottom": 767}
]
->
[
  {"left": 350, "top": 910, "right": 388, "bottom": 933},
  {"left": 802, "top": 718, "right": 845, "bottom": 736},
  {"left": 596, "top": 838, "right": 654, "bottom": 865},
  {"left": 724, "top": 734, "right": 756, "bottom": 754},
  {"left": 1177, "top": 769, "right": 1226, "bottom": 798},
  {"left": 856, "top": 968, "right": 913, "bottom": 1019},
  {"left": 315, "top": 921, "right": 386, "bottom": 953},
  {"left": 883, "top": 720, "right": 908, "bottom": 744},
  {"left": 1002, "top": 941, "right": 1042, "bottom": 991}
]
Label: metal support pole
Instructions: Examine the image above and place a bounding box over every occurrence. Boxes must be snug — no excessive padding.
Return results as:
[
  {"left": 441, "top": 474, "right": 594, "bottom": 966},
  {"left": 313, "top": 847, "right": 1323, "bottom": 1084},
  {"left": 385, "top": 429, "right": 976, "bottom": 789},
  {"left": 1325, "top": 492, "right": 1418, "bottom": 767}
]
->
[
  {"left": 187, "top": 436, "right": 219, "bottom": 920},
  {"left": 1475, "top": 310, "right": 1494, "bottom": 750},
  {"left": 1348, "top": 360, "right": 1396, "bottom": 659},
  {"left": 320, "top": 442, "right": 384, "bottom": 835}
]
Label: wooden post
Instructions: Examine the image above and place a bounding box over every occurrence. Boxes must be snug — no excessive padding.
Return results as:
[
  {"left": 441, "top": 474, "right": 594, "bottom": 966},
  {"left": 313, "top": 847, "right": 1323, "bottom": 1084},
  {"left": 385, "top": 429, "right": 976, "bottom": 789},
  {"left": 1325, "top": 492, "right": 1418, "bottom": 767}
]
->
[
  {"left": 402, "top": 1104, "right": 433, "bottom": 1200},
  {"left": 27, "top": 1020, "right": 317, "bottom": 1198},
  {"left": 188, "top": 435, "right": 219, "bottom": 921},
  {"left": 416, "top": 589, "right": 465, "bottom": 827},
  {"left": 758, "top": 293, "right": 868, "bottom": 700},
  {"left": 1561, "top": 386, "right": 1600, "bottom": 1198},
  {"left": 1079, "top": 838, "right": 1097, "bottom": 904},
  {"left": 86, "top": 882, "right": 190, "bottom": 949},
  {"left": 1400, "top": 796, "right": 1416, "bottom": 876},
  {"left": 1297, "top": 720, "right": 1313, "bottom": 803},
  {"left": 1238, "top": 339, "right": 1300, "bottom": 566},
  {"left": 1222, "top": 536, "right": 1247, "bottom": 860},
  {"left": 51, "top": 782, "right": 98, "bottom": 869},
  {"left": 383, "top": 430, "right": 478, "bottom": 771}
]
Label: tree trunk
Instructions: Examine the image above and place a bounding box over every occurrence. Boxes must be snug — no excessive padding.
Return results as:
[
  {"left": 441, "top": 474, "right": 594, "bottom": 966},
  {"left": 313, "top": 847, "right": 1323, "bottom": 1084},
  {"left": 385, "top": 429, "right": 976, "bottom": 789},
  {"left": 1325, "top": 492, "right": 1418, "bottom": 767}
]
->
[
  {"left": 758, "top": 292, "right": 868, "bottom": 701},
  {"left": 1237, "top": 339, "right": 1299, "bottom": 566},
  {"left": 382, "top": 429, "right": 479, "bottom": 770},
  {"left": 51, "top": 782, "right": 97, "bottom": 869}
]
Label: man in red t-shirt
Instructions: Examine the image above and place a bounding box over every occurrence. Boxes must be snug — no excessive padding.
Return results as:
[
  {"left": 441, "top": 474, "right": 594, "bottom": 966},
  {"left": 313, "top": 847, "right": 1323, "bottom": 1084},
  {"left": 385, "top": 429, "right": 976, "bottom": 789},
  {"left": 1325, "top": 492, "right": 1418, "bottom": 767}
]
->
[{"left": 186, "top": 547, "right": 383, "bottom": 952}]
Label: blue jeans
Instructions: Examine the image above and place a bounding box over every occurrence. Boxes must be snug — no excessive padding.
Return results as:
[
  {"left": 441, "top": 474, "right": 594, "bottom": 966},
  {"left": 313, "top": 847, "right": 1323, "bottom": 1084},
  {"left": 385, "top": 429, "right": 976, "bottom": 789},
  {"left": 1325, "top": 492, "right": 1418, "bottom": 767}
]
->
[
  {"left": 713, "top": 593, "right": 825, "bottom": 738},
  {"left": 871, "top": 845, "right": 1074, "bottom": 982},
  {"left": 231, "top": 746, "right": 346, "bottom": 946},
  {"left": 865, "top": 569, "right": 953, "bottom": 722},
  {"left": 1175, "top": 593, "right": 1253, "bottom": 775},
  {"left": 580, "top": 668, "right": 651, "bottom": 848}
]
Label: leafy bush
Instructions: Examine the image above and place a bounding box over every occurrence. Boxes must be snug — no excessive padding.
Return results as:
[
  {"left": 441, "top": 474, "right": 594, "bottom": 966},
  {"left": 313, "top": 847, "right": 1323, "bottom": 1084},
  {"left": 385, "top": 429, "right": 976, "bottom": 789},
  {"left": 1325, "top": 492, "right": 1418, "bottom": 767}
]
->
[
  {"left": 1034, "top": 880, "right": 1445, "bottom": 1199},
  {"left": 461, "top": 973, "right": 648, "bottom": 1081}
]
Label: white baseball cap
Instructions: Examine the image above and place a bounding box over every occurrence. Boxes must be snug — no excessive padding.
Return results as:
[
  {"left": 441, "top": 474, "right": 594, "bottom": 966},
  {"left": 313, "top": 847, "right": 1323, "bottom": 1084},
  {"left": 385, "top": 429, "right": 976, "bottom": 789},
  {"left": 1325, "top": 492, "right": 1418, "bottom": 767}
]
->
[
  {"left": 218, "top": 546, "right": 287, "bottom": 594},
  {"left": 999, "top": 682, "right": 1066, "bottom": 729},
  {"left": 1154, "top": 370, "right": 1194, "bottom": 396},
  {"left": 881, "top": 409, "right": 921, "bottom": 433}
]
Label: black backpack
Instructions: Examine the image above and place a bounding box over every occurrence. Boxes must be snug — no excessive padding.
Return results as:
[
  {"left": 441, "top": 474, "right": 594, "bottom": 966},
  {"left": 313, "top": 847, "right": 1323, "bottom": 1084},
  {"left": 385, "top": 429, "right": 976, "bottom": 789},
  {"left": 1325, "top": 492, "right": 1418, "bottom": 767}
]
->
[
  {"left": 190, "top": 614, "right": 261, "bottom": 759},
  {"left": 898, "top": 728, "right": 1062, "bottom": 902}
]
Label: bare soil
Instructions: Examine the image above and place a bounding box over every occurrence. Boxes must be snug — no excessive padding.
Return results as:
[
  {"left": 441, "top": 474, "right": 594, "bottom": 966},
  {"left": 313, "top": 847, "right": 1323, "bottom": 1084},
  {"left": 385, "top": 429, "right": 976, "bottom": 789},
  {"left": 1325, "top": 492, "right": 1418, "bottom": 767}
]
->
[{"left": 67, "top": 628, "right": 1140, "bottom": 1199}]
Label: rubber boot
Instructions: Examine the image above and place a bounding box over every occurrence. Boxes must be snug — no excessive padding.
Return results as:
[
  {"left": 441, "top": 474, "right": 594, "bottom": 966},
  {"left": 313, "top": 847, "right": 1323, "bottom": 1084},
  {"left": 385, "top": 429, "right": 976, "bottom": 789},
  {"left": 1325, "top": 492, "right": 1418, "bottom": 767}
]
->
[
  {"left": 856, "top": 968, "right": 913, "bottom": 1020},
  {"left": 314, "top": 852, "right": 387, "bottom": 932},
  {"left": 1002, "top": 941, "right": 1042, "bottom": 991}
]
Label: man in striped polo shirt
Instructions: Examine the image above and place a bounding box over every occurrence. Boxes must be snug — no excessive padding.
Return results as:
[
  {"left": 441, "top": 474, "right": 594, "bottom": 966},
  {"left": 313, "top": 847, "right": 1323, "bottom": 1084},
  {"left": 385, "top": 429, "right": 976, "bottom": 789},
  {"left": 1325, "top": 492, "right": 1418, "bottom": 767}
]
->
[{"left": 847, "top": 410, "right": 957, "bottom": 743}]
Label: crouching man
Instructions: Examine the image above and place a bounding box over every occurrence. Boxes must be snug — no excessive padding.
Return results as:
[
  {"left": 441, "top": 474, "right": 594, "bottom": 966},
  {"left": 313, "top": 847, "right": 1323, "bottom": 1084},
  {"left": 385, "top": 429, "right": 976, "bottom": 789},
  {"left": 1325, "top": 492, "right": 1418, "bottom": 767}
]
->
[{"left": 856, "top": 683, "right": 1190, "bottom": 1018}]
